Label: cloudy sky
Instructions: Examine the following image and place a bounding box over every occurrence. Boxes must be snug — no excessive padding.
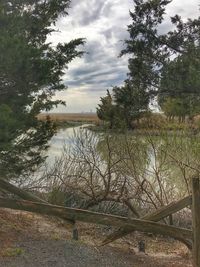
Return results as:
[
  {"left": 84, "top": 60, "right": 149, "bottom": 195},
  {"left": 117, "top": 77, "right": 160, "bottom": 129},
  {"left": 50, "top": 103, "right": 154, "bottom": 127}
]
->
[{"left": 47, "top": 0, "right": 199, "bottom": 113}]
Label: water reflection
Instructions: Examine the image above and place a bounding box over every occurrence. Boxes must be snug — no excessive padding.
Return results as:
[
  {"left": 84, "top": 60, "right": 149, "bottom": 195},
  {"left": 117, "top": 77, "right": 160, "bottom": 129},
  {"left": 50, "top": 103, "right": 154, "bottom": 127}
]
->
[
  {"left": 46, "top": 125, "right": 91, "bottom": 166},
  {"left": 45, "top": 126, "right": 199, "bottom": 202}
]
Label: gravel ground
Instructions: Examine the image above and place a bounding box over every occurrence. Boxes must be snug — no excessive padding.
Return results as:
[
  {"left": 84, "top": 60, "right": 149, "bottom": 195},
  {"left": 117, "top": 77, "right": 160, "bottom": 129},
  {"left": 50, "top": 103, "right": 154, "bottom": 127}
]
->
[
  {"left": 0, "top": 209, "right": 192, "bottom": 267},
  {"left": 0, "top": 239, "right": 192, "bottom": 267},
  {"left": 0, "top": 240, "right": 134, "bottom": 267}
]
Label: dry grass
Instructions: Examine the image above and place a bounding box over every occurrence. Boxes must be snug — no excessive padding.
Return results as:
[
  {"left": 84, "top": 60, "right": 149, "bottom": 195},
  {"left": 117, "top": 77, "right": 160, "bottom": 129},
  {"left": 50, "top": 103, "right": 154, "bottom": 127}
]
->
[
  {"left": 0, "top": 209, "right": 192, "bottom": 266},
  {"left": 0, "top": 209, "right": 33, "bottom": 256},
  {"left": 37, "top": 113, "right": 100, "bottom": 123}
]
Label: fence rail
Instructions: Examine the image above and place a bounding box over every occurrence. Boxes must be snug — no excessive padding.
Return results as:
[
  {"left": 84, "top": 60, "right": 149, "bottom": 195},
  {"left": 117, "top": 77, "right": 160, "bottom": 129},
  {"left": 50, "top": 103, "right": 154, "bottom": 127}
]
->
[{"left": 0, "top": 177, "right": 199, "bottom": 266}]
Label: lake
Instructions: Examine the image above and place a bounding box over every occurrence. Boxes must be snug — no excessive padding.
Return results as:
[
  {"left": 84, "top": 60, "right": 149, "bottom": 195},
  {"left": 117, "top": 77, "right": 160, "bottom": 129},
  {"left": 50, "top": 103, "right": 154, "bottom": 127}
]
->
[
  {"left": 46, "top": 125, "right": 91, "bottom": 166},
  {"left": 44, "top": 125, "right": 198, "bottom": 209}
]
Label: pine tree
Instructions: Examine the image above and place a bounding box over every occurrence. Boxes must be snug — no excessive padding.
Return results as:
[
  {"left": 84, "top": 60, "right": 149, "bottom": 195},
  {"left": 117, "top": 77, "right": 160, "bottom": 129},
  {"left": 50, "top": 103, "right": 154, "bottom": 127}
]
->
[
  {"left": 113, "top": 82, "right": 149, "bottom": 129},
  {"left": 97, "top": 90, "right": 117, "bottom": 129},
  {"left": 159, "top": 47, "right": 200, "bottom": 120},
  {"left": 121, "top": 0, "right": 200, "bottom": 106},
  {"left": 0, "top": 0, "right": 85, "bottom": 179}
]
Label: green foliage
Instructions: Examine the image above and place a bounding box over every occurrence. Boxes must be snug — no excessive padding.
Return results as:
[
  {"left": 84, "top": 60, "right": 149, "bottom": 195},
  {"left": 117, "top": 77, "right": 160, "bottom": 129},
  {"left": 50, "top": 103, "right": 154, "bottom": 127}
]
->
[
  {"left": 113, "top": 82, "right": 149, "bottom": 129},
  {"left": 160, "top": 48, "right": 200, "bottom": 96},
  {"left": 159, "top": 47, "right": 200, "bottom": 120},
  {"left": 97, "top": 90, "right": 118, "bottom": 129},
  {"left": 121, "top": 0, "right": 200, "bottom": 117},
  {"left": 121, "top": 0, "right": 171, "bottom": 91},
  {"left": 96, "top": 1, "right": 199, "bottom": 130},
  {"left": 48, "top": 187, "right": 66, "bottom": 206},
  {"left": 0, "top": 1, "right": 85, "bottom": 179},
  {"left": 97, "top": 0, "right": 199, "bottom": 130},
  {"left": 0, "top": 105, "right": 17, "bottom": 150},
  {"left": 161, "top": 97, "right": 188, "bottom": 121},
  {"left": 97, "top": 83, "right": 149, "bottom": 129}
]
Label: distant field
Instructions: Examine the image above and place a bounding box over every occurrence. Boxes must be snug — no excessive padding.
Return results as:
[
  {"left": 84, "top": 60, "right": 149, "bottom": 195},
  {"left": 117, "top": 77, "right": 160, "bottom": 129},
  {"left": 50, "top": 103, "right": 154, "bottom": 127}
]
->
[{"left": 38, "top": 113, "right": 100, "bottom": 123}]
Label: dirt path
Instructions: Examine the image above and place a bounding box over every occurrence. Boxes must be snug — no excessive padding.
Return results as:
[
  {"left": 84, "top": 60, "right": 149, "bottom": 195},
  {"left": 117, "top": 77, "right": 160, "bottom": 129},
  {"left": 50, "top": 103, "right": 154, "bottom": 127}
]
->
[
  {"left": 0, "top": 209, "right": 192, "bottom": 267},
  {"left": 0, "top": 239, "right": 192, "bottom": 267}
]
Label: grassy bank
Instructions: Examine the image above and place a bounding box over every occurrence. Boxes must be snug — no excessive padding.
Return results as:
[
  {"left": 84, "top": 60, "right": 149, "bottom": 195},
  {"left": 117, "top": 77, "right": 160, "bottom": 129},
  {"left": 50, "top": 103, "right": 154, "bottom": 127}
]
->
[
  {"left": 86, "top": 113, "right": 200, "bottom": 136},
  {"left": 38, "top": 113, "right": 100, "bottom": 123}
]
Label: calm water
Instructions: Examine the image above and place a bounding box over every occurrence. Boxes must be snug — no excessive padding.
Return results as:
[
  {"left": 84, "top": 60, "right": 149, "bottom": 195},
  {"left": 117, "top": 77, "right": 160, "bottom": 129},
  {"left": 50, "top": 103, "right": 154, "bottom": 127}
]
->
[
  {"left": 46, "top": 125, "right": 91, "bottom": 166},
  {"left": 45, "top": 126, "right": 198, "bottom": 198}
]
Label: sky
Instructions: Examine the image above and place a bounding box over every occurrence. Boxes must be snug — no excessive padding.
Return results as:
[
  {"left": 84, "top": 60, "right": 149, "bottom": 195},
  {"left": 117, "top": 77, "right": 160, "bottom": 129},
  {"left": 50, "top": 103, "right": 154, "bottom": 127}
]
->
[{"left": 47, "top": 0, "right": 200, "bottom": 113}]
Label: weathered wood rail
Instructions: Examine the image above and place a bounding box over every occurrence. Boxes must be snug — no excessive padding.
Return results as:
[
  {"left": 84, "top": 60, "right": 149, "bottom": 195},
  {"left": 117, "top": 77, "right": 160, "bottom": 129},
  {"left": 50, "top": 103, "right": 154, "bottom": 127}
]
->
[
  {"left": 0, "top": 177, "right": 200, "bottom": 266},
  {"left": 0, "top": 178, "right": 47, "bottom": 204},
  {"left": 102, "top": 195, "right": 192, "bottom": 246},
  {"left": 0, "top": 197, "right": 192, "bottom": 248},
  {"left": 0, "top": 178, "right": 74, "bottom": 225}
]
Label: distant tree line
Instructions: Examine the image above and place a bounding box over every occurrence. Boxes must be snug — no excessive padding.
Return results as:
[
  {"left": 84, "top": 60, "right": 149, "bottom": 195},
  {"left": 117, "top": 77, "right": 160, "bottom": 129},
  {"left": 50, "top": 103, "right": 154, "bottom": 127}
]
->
[{"left": 97, "top": 0, "right": 200, "bottom": 128}]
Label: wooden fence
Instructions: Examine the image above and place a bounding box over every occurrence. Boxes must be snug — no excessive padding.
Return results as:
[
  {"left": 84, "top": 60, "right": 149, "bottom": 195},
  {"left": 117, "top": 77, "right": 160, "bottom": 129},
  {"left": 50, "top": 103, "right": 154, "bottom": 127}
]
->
[{"left": 0, "top": 177, "right": 199, "bottom": 266}]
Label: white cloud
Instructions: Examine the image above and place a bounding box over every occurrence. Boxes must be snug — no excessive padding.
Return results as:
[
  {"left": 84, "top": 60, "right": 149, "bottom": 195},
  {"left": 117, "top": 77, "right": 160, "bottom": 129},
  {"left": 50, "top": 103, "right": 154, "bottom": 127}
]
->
[
  {"left": 52, "top": 87, "right": 105, "bottom": 113},
  {"left": 47, "top": 0, "right": 199, "bottom": 113}
]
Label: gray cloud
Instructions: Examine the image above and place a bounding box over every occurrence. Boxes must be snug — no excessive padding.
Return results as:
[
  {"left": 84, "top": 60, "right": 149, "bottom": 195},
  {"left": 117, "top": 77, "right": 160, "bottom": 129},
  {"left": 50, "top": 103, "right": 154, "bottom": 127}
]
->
[
  {"left": 47, "top": 0, "right": 199, "bottom": 113},
  {"left": 70, "top": 0, "right": 114, "bottom": 26}
]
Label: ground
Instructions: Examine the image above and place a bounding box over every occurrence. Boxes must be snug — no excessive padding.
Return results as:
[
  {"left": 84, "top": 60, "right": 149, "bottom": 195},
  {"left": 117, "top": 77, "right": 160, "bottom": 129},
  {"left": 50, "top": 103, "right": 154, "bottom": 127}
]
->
[{"left": 0, "top": 209, "right": 192, "bottom": 267}]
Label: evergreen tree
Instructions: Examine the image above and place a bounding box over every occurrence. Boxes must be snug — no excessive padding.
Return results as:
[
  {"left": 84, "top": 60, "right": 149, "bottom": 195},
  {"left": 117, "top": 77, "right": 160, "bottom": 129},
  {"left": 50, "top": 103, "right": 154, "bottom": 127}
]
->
[
  {"left": 121, "top": 0, "right": 200, "bottom": 105},
  {"left": 97, "top": 90, "right": 117, "bottom": 129},
  {"left": 0, "top": 0, "right": 85, "bottom": 179},
  {"left": 113, "top": 82, "right": 149, "bottom": 129},
  {"left": 159, "top": 47, "right": 200, "bottom": 120},
  {"left": 97, "top": 0, "right": 200, "bottom": 130}
]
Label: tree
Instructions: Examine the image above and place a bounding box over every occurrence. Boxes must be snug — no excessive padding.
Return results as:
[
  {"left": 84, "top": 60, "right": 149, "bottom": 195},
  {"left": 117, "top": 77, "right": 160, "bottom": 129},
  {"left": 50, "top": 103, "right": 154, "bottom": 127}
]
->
[
  {"left": 160, "top": 97, "right": 187, "bottom": 122},
  {"left": 0, "top": 0, "right": 85, "bottom": 179},
  {"left": 113, "top": 82, "right": 149, "bottom": 129},
  {"left": 97, "top": 90, "right": 117, "bottom": 129},
  {"left": 121, "top": 0, "right": 200, "bottom": 105},
  {"left": 159, "top": 47, "right": 200, "bottom": 121},
  {"left": 97, "top": 84, "right": 149, "bottom": 129}
]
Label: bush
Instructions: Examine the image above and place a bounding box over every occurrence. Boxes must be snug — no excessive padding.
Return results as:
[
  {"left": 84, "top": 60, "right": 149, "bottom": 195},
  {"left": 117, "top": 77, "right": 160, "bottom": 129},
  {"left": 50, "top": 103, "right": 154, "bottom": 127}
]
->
[
  {"left": 138, "top": 113, "right": 167, "bottom": 129},
  {"left": 47, "top": 187, "right": 66, "bottom": 206}
]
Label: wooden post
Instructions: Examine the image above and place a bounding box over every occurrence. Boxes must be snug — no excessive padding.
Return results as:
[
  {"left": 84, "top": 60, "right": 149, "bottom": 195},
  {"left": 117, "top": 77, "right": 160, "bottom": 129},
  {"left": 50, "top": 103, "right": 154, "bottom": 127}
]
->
[
  {"left": 138, "top": 240, "right": 145, "bottom": 253},
  {"left": 192, "top": 177, "right": 200, "bottom": 267},
  {"left": 0, "top": 197, "right": 192, "bottom": 248},
  {"left": 72, "top": 223, "right": 79, "bottom": 241}
]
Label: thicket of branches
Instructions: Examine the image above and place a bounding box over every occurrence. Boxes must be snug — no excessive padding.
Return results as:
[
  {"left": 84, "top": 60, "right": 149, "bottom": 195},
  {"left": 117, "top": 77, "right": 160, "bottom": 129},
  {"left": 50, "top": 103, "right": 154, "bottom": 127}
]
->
[{"left": 37, "top": 129, "right": 198, "bottom": 226}]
